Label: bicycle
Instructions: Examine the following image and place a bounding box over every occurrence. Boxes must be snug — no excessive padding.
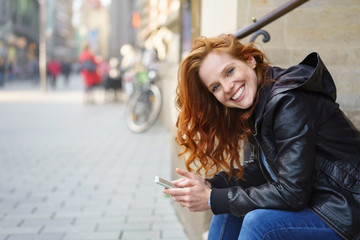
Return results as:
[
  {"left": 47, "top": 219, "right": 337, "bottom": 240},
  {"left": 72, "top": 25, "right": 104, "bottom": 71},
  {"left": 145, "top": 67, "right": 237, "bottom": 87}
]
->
[{"left": 125, "top": 68, "right": 162, "bottom": 133}]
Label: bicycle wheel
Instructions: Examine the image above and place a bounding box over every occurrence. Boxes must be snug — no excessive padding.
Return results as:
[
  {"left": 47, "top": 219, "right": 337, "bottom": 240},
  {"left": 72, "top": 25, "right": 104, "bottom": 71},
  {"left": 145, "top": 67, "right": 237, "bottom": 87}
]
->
[{"left": 126, "top": 84, "right": 162, "bottom": 133}]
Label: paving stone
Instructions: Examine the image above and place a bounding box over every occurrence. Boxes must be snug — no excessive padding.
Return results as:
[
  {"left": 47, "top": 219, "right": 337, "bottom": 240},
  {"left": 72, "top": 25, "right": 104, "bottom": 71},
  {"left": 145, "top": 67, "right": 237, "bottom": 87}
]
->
[
  {"left": 21, "top": 218, "right": 73, "bottom": 228},
  {"left": 63, "top": 231, "right": 121, "bottom": 240},
  {"left": 0, "top": 217, "right": 23, "bottom": 228},
  {"left": 162, "top": 228, "right": 188, "bottom": 239},
  {"left": 122, "top": 221, "right": 152, "bottom": 230},
  {"left": 6, "top": 233, "right": 65, "bottom": 240},
  {"left": 0, "top": 226, "right": 40, "bottom": 235},
  {"left": 152, "top": 220, "right": 185, "bottom": 231},
  {"left": 120, "top": 230, "right": 161, "bottom": 240}
]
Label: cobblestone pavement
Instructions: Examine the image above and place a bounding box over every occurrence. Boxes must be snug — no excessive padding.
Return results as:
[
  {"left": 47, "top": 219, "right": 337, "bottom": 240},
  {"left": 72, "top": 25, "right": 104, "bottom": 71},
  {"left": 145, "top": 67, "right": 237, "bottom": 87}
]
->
[{"left": 0, "top": 76, "right": 188, "bottom": 240}]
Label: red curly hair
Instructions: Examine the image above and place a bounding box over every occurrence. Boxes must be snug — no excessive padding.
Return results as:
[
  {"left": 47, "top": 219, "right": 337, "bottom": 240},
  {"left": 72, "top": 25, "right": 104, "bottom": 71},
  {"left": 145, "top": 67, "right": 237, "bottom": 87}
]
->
[{"left": 176, "top": 34, "right": 270, "bottom": 179}]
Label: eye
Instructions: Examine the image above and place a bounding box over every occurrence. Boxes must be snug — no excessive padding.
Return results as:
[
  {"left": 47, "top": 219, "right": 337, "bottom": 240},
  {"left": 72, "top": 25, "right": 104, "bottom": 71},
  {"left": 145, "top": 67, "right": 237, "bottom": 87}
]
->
[
  {"left": 211, "top": 84, "right": 220, "bottom": 93},
  {"left": 226, "top": 67, "right": 234, "bottom": 77}
]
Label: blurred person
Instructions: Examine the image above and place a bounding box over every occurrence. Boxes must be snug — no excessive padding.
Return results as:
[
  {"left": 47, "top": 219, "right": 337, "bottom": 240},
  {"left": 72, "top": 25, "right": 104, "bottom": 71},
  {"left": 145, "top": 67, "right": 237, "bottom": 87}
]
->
[
  {"left": 61, "top": 60, "right": 72, "bottom": 86},
  {"left": 98, "top": 57, "right": 110, "bottom": 83},
  {"left": 103, "top": 57, "right": 124, "bottom": 102},
  {"left": 0, "top": 57, "right": 5, "bottom": 87},
  {"left": 47, "top": 57, "right": 61, "bottom": 88},
  {"left": 99, "top": 58, "right": 113, "bottom": 98},
  {"left": 7, "top": 61, "right": 15, "bottom": 82},
  {"left": 78, "top": 44, "right": 101, "bottom": 104},
  {"left": 29, "top": 57, "right": 39, "bottom": 84},
  {"left": 164, "top": 34, "right": 360, "bottom": 240}
]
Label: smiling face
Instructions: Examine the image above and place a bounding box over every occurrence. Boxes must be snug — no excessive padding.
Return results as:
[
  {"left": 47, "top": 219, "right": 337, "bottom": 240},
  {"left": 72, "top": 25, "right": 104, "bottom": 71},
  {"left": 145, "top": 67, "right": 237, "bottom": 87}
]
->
[{"left": 199, "top": 51, "right": 258, "bottom": 109}]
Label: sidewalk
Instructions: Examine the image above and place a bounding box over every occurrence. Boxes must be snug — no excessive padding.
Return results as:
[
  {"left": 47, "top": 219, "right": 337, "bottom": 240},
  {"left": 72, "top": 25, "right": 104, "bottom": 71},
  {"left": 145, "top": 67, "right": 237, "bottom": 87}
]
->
[
  {"left": 0, "top": 75, "right": 86, "bottom": 104},
  {"left": 0, "top": 75, "right": 188, "bottom": 240}
]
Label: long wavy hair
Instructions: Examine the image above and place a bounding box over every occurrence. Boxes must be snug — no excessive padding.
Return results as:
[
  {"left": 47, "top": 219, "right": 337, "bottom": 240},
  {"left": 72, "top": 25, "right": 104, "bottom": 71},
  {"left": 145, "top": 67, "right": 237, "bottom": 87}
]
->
[{"left": 176, "top": 34, "right": 270, "bottom": 179}]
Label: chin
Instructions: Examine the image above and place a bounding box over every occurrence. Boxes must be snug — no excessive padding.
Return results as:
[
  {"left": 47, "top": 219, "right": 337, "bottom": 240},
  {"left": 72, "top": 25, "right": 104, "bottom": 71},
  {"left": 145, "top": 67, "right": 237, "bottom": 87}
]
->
[
  {"left": 237, "top": 103, "right": 252, "bottom": 110},
  {"left": 230, "top": 104, "right": 245, "bottom": 110}
]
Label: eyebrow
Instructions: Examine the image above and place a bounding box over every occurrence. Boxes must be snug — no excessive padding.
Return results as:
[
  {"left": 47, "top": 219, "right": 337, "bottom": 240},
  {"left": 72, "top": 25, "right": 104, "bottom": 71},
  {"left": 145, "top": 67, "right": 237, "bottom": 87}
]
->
[
  {"left": 220, "top": 63, "right": 231, "bottom": 76},
  {"left": 205, "top": 63, "right": 233, "bottom": 91}
]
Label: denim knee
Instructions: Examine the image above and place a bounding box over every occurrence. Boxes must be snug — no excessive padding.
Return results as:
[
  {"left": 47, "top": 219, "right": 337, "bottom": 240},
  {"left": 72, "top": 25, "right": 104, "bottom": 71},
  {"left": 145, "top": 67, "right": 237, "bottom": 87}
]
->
[
  {"left": 242, "top": 209, "right": 266, "bottom": 227},
  {"left": 239, "top": 209, "right": 273, "bottom": 240}
]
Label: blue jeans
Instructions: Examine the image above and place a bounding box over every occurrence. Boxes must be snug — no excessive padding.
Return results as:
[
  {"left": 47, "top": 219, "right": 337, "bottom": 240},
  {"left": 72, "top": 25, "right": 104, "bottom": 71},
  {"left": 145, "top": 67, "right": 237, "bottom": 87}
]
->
[{"left": 208, "top": 208, "right": 343, "bottom": 240}]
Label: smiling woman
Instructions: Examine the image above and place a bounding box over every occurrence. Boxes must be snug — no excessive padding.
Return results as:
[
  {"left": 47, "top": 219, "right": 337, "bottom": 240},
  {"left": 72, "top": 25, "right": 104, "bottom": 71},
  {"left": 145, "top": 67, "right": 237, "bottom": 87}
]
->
[
  {"left": 164, "top": 34, "right": 360, "bottom": 240},
  {"left": 176, "top": 35, "right": 271, "bottom": 179},
  {"left": 199, "top": 51, "right": 258, "bottom": 109}
]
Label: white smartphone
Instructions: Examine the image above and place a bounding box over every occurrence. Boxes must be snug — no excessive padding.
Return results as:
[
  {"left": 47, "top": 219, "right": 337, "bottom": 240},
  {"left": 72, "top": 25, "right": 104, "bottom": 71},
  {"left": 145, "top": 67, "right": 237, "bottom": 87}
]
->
[{"left": 155, "top": 176, "right": 174, "bottom": 189}]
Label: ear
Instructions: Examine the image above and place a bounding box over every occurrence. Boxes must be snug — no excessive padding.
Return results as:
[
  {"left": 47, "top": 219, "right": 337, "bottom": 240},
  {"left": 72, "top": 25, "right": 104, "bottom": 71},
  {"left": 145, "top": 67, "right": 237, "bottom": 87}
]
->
[
  {"left": 246, "top": 56, "right": 256, "bottom": 69},
  {"left": 246, "top": 56, "right": 255, "bottom": 63}
]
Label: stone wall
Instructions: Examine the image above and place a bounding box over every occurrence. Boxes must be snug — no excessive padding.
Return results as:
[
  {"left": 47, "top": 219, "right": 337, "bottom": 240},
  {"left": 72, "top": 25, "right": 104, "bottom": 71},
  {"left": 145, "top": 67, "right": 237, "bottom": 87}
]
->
[{"left": 236, "top": 0, "right": 360, "bottom": 113}]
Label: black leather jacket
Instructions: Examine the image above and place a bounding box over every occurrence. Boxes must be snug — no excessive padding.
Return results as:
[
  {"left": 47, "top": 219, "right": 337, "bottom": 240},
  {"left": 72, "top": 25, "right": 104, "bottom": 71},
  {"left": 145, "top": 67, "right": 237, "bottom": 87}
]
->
[{"left": 208, "top": 53, "right": 360, "bottom": 240}]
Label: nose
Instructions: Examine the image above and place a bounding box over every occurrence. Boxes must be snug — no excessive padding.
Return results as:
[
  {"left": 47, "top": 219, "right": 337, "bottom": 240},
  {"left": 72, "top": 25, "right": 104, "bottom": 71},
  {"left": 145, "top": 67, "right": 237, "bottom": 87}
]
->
[{"left": 222, "top": 80, "right": 234, "bottom": 93}]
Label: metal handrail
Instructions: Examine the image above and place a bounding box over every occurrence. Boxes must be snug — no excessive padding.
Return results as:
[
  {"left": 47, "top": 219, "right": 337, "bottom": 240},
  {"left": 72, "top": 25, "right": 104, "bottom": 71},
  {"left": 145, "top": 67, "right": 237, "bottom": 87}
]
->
[{"left": 234, "top": 0, "right": 309, "bottom": 40}]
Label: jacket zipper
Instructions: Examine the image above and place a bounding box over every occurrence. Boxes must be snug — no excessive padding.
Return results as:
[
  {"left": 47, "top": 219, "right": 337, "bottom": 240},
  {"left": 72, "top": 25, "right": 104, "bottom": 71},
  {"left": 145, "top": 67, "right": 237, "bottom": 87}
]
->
[{"left": 253, "top": 123, "right": 272, "bottom": 183}]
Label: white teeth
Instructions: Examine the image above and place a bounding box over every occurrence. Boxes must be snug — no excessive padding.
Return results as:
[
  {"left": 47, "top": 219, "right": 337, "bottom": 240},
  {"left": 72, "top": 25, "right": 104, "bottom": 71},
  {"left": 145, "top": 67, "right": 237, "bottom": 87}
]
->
[{"left": 232, "top": 86, "right": 244, "bottom": 100}]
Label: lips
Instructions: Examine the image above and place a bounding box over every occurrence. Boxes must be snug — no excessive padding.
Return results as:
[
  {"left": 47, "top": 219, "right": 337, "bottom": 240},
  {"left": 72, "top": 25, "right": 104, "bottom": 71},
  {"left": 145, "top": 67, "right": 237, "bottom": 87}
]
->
[{"left": 231, "top": 85, "right": 245, "bottom": 101}]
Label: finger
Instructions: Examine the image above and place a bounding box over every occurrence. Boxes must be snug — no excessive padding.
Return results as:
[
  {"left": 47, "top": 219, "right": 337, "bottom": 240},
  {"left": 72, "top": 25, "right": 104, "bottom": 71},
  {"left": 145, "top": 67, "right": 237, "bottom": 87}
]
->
[
  {"left": 163, "top": 188, "right": 187, "bottom": 196},
  {"left": 171, "top": 194, "right": 185, "bottom": 204},
  {"left": 176, "top": 178, "right": 197, "bottom": 188},
  {"left": 176, "top": 168, "right": 194, "bottom": 179},
  {"left": 172, "top": 177, "right": 187, "bottom": 186},
  {"left": 175, "top": 196, "right": 190, "bottom": 207},
  {"left": 172, "top": 194, "right": 188, "bottom": 203}
]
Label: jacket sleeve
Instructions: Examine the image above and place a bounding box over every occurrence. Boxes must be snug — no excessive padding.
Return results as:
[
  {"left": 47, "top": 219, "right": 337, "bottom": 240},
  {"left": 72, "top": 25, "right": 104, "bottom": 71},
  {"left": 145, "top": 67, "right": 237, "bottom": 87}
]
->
[
  {"left": 207, "top": 159, "right": 267, "bottom": 189},
  {"left": 210, "top": 91, "right": 318, "bottom": 216}
]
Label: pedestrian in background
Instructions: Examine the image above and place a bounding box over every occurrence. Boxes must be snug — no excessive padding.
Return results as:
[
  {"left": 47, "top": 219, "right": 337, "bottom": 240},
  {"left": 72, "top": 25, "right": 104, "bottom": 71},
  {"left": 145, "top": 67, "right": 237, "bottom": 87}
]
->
[
  {"left": 61, "top": 59, "right": 72, "bottom": 86},
  {"left": 78, "top": 44, "right": 101, "bottom": 104},
  {"left": 98, "top": 57, "right": 110, "bottom": 84},
  {"left": 7, "top": 61, "right": 15, "bottom": 82},
  {"left": 47, "top": 57, "right": 61, "bottom": 88},
  {"left": 0, "top": 57, "right": 5, "bottom": 87},
  {"left": 165, "top": 34, "right": 360, "bottom": 240},
  {"left": 29, "top": 57, "right": 39, "bottom": 85}
]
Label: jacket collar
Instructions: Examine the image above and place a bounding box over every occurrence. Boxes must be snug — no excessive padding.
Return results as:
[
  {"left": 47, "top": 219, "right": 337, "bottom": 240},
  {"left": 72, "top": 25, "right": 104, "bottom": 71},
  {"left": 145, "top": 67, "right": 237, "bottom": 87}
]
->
[
  {"left": 252, "top": 52, "right": 337, "bottom": 135},
  {"left": 270, "top": 52, "right": 336, "bottom": 101}
]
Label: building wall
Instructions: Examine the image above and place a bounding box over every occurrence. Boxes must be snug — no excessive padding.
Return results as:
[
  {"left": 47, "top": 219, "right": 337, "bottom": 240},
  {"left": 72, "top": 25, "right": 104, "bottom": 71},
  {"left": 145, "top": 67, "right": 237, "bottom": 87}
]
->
[
  {"left": 238, "top": 0, "right": 360, "bottom": 113},
  {"left": 0, "top": 0, "right": 40, "bottom": 77},
  {"left": 78, "top": 0, "right": 110, "bottom": 58},
  {"left": 53, "top": 0, "right": 74, "bottom": 59},
  {"left": 200, "top": 0, "right": 238, "bottom": 37},
  {"left": 108, "top": 0, "right": 136, "bottom": 58},
  {"left": 47, "top": 0, "right": 74, "bottom": 60}
]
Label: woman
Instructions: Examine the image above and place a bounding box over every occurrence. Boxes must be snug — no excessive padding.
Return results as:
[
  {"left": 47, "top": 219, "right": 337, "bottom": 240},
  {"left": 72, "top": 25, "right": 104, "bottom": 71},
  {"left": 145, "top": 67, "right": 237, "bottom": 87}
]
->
[
  {"left": 47, "top": 57, "right": 61, "bottom": 88},
  {"left": 164, "top": 34, "right": 360, "bottom": 240},
  {"left": 78, "top": 44, "right": 101, "bottom": 103}
]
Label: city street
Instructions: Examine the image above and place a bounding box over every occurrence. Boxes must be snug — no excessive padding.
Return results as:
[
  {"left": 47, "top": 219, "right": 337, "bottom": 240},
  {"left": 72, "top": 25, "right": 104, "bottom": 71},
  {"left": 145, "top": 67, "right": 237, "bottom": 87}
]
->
[{"left": 0, "top": 75, "right": 188, "bottom": 240}]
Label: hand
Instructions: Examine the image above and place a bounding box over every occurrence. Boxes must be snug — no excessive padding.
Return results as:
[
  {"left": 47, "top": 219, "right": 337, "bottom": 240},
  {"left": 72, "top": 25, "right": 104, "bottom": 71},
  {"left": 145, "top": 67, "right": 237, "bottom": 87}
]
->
[{"left": 164, "top": 168, "right": 211, "bottom": 212}]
